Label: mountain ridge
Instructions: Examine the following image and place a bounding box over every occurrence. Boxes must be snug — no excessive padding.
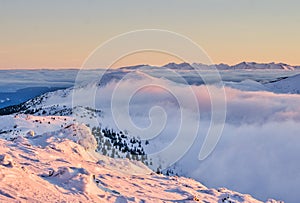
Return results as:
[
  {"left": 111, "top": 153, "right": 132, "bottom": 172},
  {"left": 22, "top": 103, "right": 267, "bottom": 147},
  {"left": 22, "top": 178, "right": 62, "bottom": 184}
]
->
[
  {"left": 119, "top": 62, "right": 300, "bottom": 71},
  {"left": 0, "top": 114, "right": 282, "bottom": 202}
]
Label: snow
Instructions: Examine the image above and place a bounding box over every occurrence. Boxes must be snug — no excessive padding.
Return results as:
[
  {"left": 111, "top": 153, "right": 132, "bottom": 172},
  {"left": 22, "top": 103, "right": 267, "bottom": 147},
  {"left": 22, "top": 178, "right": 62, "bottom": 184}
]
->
[
  {"left": 265, "top": 74, "right": 300, "bottom": 94},
  {"left": 224, "top": 79, "right": 269, "bottom": 92},
  {"left": 1, "top": 63, "right": 299, "bottom": 109},
  {"left": 164, "top": 62, "right": 298, "bottom": 71},
  {"left": 230, "top": 62, "right": 295, "bottom": 71},
  {"left": 1, "top": 65, "right": 298, "bottom": 202},
  {"left": 0, "top": 115, "right": 279, "bottom": 202}
]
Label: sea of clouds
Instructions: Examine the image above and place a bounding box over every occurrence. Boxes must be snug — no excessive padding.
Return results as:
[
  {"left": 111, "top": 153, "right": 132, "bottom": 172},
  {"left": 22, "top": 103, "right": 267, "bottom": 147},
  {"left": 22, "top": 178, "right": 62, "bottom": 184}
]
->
[
  {"left": 85, "top": 70, "right": 300, "bottom": 202},
  {"left": 1, "top": 68, "right": 299, "bottom": 202}
]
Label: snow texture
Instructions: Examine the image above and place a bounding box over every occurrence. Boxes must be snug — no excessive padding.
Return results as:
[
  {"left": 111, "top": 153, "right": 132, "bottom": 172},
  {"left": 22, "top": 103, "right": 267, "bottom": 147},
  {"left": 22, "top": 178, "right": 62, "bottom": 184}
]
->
[{"left": 0, "top": 115, "right": 280, "bottom": 203}]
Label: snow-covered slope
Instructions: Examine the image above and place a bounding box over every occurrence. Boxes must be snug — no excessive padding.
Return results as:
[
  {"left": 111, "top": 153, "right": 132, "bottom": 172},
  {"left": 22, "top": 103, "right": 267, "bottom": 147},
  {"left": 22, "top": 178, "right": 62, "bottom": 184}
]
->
[
  {"left": 265, "top": 74, "right": 300, "bottom": 94},
  {"left": 0, "top": 115, "right": 279, "bottom": 203},
  {"left": 224, "top": 79, "right": 269, "bottom": 92}
]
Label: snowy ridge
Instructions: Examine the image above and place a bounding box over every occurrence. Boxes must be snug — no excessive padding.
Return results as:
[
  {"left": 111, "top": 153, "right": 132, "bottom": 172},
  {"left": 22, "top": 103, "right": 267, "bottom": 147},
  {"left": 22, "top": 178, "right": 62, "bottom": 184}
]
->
[
  {"left": 229, "top": 62, "right": 296, "bottom": 71},
  {"left": 120, "top": 62, "right": 299, "bottom": 71},
  {"left": 182, "top": 62, "right": 297, "bottom": 70},
  {"left": 0, "top": 114, "right": 280, "bottom": 202},
  {"left": 265, "top": 74, "right": 300, "bottom": 94}
]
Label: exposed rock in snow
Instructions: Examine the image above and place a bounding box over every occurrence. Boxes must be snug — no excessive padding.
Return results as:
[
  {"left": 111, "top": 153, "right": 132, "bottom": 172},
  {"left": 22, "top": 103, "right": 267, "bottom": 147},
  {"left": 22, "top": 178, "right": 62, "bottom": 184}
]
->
[
  {"left": 118, "top": 62, "right": 299, "bottom": 71},
  {"left": 230, "top": 62, "right": 295, "bottom": 71},
  {"left": 158, "top": 62, "right": 298, "bottom": 71}
]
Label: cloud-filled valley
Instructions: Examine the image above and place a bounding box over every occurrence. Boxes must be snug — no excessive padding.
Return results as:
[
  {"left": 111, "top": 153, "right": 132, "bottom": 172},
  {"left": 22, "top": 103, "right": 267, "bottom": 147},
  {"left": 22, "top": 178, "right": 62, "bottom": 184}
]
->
[
  {"left": 89, "top": 73, "right": 300, "bottom": 201},
  {"left": 0, "top": 64, "right": 300, "bottom": 202}
]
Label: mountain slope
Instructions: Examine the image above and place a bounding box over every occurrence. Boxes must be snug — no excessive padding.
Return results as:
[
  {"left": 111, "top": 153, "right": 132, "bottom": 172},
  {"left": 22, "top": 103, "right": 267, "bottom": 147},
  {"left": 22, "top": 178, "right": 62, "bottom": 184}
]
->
[
  {"left": 0, "top": 114, "right": 280, "bottom": 203},
  {"left": 265, "top": 74, "right": 300, "bottom": 94}
]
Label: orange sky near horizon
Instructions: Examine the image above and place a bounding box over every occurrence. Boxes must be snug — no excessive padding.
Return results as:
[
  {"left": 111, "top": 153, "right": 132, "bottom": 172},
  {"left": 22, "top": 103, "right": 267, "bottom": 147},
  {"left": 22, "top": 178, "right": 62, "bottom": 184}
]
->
[{"left": 0, "top": 1, "right": 299, "bottom": 69}]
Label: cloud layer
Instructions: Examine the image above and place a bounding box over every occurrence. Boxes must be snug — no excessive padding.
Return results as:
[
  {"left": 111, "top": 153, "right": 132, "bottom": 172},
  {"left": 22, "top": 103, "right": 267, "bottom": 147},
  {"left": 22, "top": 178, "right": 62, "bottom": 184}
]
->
[{"left": 88, "top": 73, "right": 300, "bottom": 202}]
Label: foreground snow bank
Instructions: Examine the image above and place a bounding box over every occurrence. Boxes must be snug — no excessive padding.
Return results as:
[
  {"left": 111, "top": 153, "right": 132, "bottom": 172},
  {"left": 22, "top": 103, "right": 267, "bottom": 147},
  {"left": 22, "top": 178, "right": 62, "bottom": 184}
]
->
[{"left": 0, "top": 115, "right": 281, "bottom": 202}]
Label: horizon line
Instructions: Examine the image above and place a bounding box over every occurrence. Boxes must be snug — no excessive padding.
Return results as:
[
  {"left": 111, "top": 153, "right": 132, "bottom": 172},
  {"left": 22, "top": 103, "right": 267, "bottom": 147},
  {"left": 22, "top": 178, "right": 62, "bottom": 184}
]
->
[{"left": 0, "top": 61, "right": 299, "bottom": 70}]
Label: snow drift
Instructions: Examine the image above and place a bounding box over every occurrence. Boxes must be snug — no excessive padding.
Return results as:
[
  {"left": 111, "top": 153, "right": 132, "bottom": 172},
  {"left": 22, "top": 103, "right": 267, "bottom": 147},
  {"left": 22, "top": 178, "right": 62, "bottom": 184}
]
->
[{"left": 0, "top": 115, "right": 280, "bottom": 203}]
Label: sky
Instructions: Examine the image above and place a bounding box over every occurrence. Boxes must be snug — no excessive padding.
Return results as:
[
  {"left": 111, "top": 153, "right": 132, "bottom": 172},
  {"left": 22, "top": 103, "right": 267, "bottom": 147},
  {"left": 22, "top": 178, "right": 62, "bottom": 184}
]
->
[{"left": 0, "top": 0, "right": 299, "bottom": 69}]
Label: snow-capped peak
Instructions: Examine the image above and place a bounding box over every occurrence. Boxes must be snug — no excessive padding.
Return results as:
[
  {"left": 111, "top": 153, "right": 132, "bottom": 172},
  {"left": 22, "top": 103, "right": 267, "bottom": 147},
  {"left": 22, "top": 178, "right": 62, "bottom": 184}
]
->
[{"left": 119, "top": 62, "right": 299, "bottom": 71}]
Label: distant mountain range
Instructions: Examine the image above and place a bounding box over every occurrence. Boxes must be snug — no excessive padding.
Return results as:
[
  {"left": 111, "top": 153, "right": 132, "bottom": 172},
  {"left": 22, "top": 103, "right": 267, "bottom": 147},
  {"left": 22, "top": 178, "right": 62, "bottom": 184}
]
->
[{"left": 121, "top": 62, "right": 300, "bottom": 71}]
